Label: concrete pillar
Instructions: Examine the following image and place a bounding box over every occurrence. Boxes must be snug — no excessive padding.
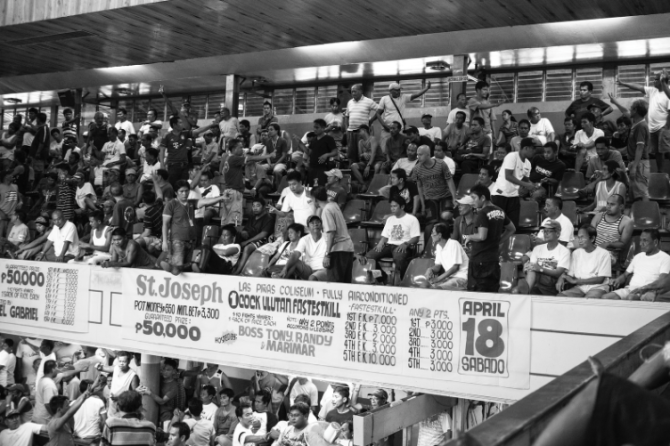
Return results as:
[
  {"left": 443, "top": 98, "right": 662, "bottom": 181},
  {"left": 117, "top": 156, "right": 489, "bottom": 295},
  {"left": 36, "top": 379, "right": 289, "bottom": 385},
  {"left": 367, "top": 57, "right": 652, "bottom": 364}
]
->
[
  {"left": 109, "top": 99, "right": 118, "bottom": 126},
  {"left": 140, "top": 354, "right": 161, "bottom": 425},
  {"left": 225, "top": 75, "right": 240, "bottom": 117},
  {"left": 73, "top": 88, "right": 83, "bottom": 142},
  {"left": 602, "top": 63, "right": 617, "bottom": 99},
  {"left": 450, "top": 55, "right": 469, "bottom": 106},
  {"left": 49, "top": 105, "right": 58, "bottom": 128}
]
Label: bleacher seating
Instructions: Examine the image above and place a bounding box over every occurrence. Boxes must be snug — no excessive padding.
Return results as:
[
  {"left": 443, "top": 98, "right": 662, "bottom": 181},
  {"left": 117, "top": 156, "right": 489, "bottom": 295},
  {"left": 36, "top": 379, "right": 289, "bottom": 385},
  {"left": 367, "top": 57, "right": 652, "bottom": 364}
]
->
[
  {"left": 517, "top": 200, "right": 540, "bottom": 232},
  {"left": 400, "top": 258, "right": 435, "bottom": 288},
  {"left": 352, "top": 257, "right": 376, "bottom": 285},
  {"left": 240, "top": 251, "right": 270, "bottom": 277},
  {"left": 500, "top": 234, "right": 531, "bottom": 264},
  {"left": 630, "top": 201, "right": 663, "bottom": 230},
  {"left": 456, "top": 174, "right": 479, "bottom": 199},
  {"left": 342, "top": 199, "right": 366, "bottom": 225},
  {"left": 358, "top": 174, "right": 389, "bottom": 198},
  {"left": 361, "top": 201, "right": 392, "bottom": 227},
  {"left": 559, "top": 171, "right": 585, "bottom": 201},
  {"left": 562, "top": 200, "right": 579, "bottom": 227},
  {"left": 649, "top": 173, "right": 670, "bottom": 202}
]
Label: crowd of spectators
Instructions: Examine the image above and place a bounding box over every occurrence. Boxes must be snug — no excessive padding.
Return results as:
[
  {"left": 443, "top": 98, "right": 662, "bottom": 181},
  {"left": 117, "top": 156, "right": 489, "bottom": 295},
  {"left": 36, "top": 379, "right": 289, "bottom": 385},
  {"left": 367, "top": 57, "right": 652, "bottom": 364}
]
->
[
  {"left": 0, "top": 336, "right": 497, "bottom": 446},
  {"left": 1, "top": 72, "right": 670, "bottom": 297}
]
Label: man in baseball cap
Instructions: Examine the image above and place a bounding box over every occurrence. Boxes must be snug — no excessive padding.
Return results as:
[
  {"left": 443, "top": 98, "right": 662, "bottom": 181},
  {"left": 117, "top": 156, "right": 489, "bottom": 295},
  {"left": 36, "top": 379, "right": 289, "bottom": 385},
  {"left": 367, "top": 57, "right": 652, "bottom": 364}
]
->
[
  {"left": 452, "top": 196, "right": 477, "bottom": 256},
  {"left": 376, "top": 80, "right": 433, "bottom": 144},
  {"left": 325, "top": 169, "right": 346, "bottom": 209},
  {"left": 420, "top": 113, "right": 442, "bottom": 144},
  {"left": 0, "top": 407, "right": 47, "bottom": 444}
]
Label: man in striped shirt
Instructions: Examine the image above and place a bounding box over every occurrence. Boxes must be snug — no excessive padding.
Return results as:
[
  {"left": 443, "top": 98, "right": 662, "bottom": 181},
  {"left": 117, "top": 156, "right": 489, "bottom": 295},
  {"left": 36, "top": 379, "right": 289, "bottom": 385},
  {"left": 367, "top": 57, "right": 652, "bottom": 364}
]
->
[
  {"left": 102, "top": 390, "right": 156, "bottom": 445},
  {"left": 345, "top": 84, "right": 379, "bottom": 163}
]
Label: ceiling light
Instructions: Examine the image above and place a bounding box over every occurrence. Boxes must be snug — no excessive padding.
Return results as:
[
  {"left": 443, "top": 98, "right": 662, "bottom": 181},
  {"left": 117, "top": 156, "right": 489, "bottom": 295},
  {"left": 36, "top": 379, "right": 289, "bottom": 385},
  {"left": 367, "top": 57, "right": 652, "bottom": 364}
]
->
[{"left": 4, "top": 98, "right": 22, "bottom": 104}]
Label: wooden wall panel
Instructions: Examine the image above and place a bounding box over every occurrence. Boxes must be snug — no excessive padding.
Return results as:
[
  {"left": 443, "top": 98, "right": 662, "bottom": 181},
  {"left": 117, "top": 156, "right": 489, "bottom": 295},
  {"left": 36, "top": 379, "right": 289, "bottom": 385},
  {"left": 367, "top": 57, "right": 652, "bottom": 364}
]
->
[{"left": 0, "top": 0, "right": 167, "bottom": 26}]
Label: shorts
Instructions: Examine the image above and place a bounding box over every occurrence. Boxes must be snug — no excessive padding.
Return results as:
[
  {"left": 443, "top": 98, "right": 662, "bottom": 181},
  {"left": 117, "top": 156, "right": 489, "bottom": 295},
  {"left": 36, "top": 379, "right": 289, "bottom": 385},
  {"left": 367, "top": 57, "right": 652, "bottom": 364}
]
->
[
  {"left": 169, "top": 240, "right": 195, "bottom": 267},
  {"left": 434, "top": 277, "right": 467, "bottom": 290},
  {"left": 293, "top": 261, "right": 328, "bottom": 281},
  {"left": 649, "top": 128, "right": 670, "bottom": 154},
  {"left": 611, "top": 286, "right": 657, "bottom": 301},
  {"left": 559, "top": 283, "right": 609, "bottom": 298},
  {"left": 256, "top": 163, "right": 287, "bottom": 179}
]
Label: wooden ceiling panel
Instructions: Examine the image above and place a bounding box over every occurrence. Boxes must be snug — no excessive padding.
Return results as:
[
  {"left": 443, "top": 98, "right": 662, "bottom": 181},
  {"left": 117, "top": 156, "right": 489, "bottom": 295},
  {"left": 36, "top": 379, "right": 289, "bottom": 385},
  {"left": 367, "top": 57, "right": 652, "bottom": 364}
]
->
[{"left": 0, "top": 0, "right": 670, "bottom": 79}]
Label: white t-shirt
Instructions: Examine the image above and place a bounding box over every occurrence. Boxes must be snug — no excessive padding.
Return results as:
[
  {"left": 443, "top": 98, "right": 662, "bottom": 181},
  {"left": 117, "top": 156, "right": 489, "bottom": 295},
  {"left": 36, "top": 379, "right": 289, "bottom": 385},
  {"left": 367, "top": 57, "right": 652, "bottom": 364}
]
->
[
  {"left": 201, "top": 402, "right": 218, "bottom": 421},
  {"left": 628, "top": 250, "right": 670, "bottom": 290},
  {"left": 537, "top": 214, "right": 575, "bottom": 247},
  {"left": 574, "top": 128, "right": 605, "bottom": 161},
  {"left": 382, "top": 213, "right": 421, "bottom": 245},
  {"left": 446, "top": 108, "right": 470, "bottom": 125},
  {"left": 101, "top": 139, "right": 126, "bottom": 166},
  {"left": 418, "top": 126, "right": 442, "bottom": 142},
  {"left": 324, "top": 112, "right": 345, "bottom": 128},
  {"left": 392, "top": 158, "right": 418, "bottom": 176},
  {"left": 281, "top": 190, "right": 316, "bottom": 226},
  {"left": 74, "top": 396, "right": 105, "bottom": 439},
  {"left": 33, "top": 377, "right": 59, "bottom": 424},
  {"left": 434, "top": 239, "right": 468, "bottom": 280},
  {"left": 15, "top": 338, "right": 41, "bottom": 384},
  {"left": 47, "top": 221, "right": 80, "bottom": 258},
  {"left": 184, "top": 417, "right": 216, "bottom": 446},
  {"left": 645, "top": 86, "right": 670, "bottom": 133},
  {"left": 115, "top": 120, "right": 136, "bottom": 136},
  {"left": 195, "top": 184, "right": 220, "bottom": 219},
  {"left": 141, "top": 160, "right": 162, "bottom": 183},
  {"left": 378, "top": 94, "right": 413, "bottom": 130},
  {"left": 568, "top": 247, "right": 611, "bottom": 280},
  {"left": 529, "top": 118, "right": 555, "bottom": 145},
  {"left": 295, "top": 234, "right": 326, "bottom": 271},
  {"left": 289, "top": 379, "right": 319, "bottom": 406},
  {"left": 75, "top": 183, "right": 96, "bottom": 210},
  {"left": 35, "top": 352, "right": 56, "bottom": 384},
  {"left": 0, "top": 422, "right": 43, "bottom": 446},
  {"left": 0, "top": 350, "right": 16, "bottom": 386},
  {"left": 232, "top": 422, "right": 255, "bottom": 446},
  {"left": 492, "top": 152, "right": 532, "bottom": 198},
  {"left": 530, "top": 243, "right": 571, "bottom": 272}
]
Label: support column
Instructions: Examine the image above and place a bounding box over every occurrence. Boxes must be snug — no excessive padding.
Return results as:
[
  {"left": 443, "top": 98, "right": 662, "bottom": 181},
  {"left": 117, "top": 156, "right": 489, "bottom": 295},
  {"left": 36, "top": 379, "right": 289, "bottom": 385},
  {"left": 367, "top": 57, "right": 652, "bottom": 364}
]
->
[
  {"left": 140, "top": 354, "right": 161, "bottom": 425},
  {"left": 602, "top": 63, "right": 617, "bottom": 99},
  {"left": 225, "top": 75, "right": 240, "bottom": 117},
  {"left": 109, "top": 99, "right": 118, "bottom": 127},
  {"left": 49, "top": 105, "right": 58, "bottom": 128},
  {"left": 450, "top": 55, "right": 469, "bottom": 107},
  {"left": 73, "top": 88, "right": 83, "bottom": 142}
]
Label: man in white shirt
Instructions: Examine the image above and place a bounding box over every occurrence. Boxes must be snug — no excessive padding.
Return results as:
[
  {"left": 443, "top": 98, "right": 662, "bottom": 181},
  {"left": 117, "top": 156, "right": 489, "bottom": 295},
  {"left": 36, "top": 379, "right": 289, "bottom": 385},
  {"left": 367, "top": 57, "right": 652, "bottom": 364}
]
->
[
  {"left": 376, "top": 82, "right": 431, "bottom": 142},
  {"left": 232, "top": 402, "right": 270, "bottom": 446},
  {"left": 277, "top": 215, "right": 327, "bottom": 281},
  {"left": 218, "top": 107, "right": 240, "bottom": 149},
  {"left": 518, "top": 220, "right": 571, "bottom": 296},
  {"left": 573, "top": 111, "right": 605, "bottom": 172},
  {"left": 0, "top": 408, "right": 47, "bottom": 446},
  {"left": 527, "top": 107, "right": 555, "bottom": 145},
  {"left": 0, "top": 338, "right": 16, "bottom": 386},
  {"left": 35, "top": 340, "right": 56, "bottom": 384},
  {"left": 391, "top": 142, "right": 419, "bottom": 176},
  {"left": 36, "top": 210, "right": 79, "bottom": 262},
  {"left": 74, "top": 378, "right": 107, "bottom": 440},
  {"left": 33, "top": 359, "right": 59, "bottom": 424},
  {"left": 446, "top": 93, "right": 470, "bottom": 126},
  {"left": 15, "top": 338, "right": 41, "bottom": 392},
  {"left": 114, "top": 108, "right": 136, "bottom": 136},
  {"left": 364, "top": 195, "right": 420, "bottom": 285},
  {"left": 557, "top": 225, "right": 611, "bottom": 298},
  {"left": 534, "top": 197, "right": 575, "bottom": 247},
  {"left": 491, "top": 139, "right": 534, "bottom": 229},
  {"left": 618, "top": 72, "right": 670, "bottom": 172},
  {"left": 74, "top": 171, "right": 97, "bottom": 213},
  {"left": 418, "top": 113, "right": 442, "bottom": 143},
  {"left": 604, "top": 229, "right": 670, "bottom": 301},
  {"left": 289, "top": 377, "right": 319, "bottom": 408},
  {"left": 97, "top": 126, "right": 127, "bottom": 169},
  {"left": 275, "top": 171, "right": 316, "bottom": 226}
]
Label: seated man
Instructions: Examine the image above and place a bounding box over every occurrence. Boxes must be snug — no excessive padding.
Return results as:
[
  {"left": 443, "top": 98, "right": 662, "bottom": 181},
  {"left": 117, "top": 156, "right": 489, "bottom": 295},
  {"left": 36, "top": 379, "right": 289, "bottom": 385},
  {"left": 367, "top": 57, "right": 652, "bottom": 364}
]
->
[
  {"left": 276, "top": 215, "right": 327, "bottom": 281},
  {"left": 515, "top": 220, "right": 571, "bottom": 296},
  {"left": 557, "top": 225, "right": 611, "bottom": 298},
  {"left": 591, "top": 194, "right": 634, "bottom": 267},
  {"left": 578, "top": 160, "right": 628, "bottom": 214},
  {"left": 477, "top": 164, "right": 496, "bottom": 194},
  {"left": 391, "top": 142, "right": 419, "bottom": 176},
  {"left": 379, "top": 169, "right": 419, "bottom": 215},
  {"left": 527, "top": 142, "right": 565, "bottom": 204},
  {"left": 603, "top": 228, "right": 670, "bottom": 301},
  {"left": 101, "top": 227, "right": 156, "bottom": 269},
  {"left": 201, "top": 224, "right": 241, "bottom": 275},
  {"left": 231, "top": 197, "right": 275, "bottom": 275},
  {"left": 364, "top": 196, "right": 420, "bottom": 285},
  {"left": 585, "top": 137, "right": 625, "bottom": 184},
  {"left": 533, "top": 197, "right": 574, "bottom": 247},
  {"left": 424, "top": 223, "right": 468, "bottom": 289},
  {"left": 35, "top": 210, "right": 79, "bottom": 263}
]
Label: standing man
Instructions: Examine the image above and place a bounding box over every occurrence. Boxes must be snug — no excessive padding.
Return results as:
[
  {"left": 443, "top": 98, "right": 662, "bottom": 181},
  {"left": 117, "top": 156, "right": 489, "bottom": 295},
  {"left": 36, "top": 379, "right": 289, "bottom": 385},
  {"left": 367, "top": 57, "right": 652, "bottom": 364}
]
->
[
  {"left": 257, "top": 102, "right": 278, "bottom": 139},
  {"left": 307, "top": 119, "right": 338, "bottom": 186},
  {"left": 565, "top": 81, "right": 613, "bottom": 128},
  {"left": 376, "top": 81, "right": 431, "bottom": 143},
  {"left": 491, "top": 138, "right": 535, "bottom": 229},
  {"left": 345, "top": 84, "right": 379, "bottom": 164},
  {"left": 466, "top": 184, "right": 516, "bottom": 292},
  {"left": 97, "top": 351, "right": 140, "bottom": 418},
  {"left": 115, "top": 108, "right": 135, "bottom": 136},
  {"left": 412, "top": 145, "right": 457, "bottom": 219},
  {"left": 468, "top": 81, "right": 503, "bottom": 135},
  {"left": 314, "top": 186, "right": 355, "bottom": 283},
  {"left": 218, "top": 107, "right": 241, "bottom": 150},
  {"left": 626, "top": 100, "right": 651, "bottom": 201},
  {"left": 161, "top": 116, "right": 193, "bottom": 187},
  {"left": 33, "top": 360, "right": 59, "bottom": 424}
]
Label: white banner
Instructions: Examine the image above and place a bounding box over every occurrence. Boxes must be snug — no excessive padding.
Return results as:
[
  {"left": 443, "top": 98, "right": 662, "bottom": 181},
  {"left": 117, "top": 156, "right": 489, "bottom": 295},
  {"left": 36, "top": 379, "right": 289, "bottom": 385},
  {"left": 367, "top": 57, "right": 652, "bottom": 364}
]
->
[
  {"left": 122, "top": 270, "right": 531, "bottom": 389},
  {"left": 0, "top": 260, "right": 90, "bottom": 332}
]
